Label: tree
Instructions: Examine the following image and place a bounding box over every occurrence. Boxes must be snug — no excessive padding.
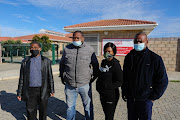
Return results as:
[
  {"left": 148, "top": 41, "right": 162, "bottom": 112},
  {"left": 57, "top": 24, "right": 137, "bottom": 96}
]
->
[
  {"left": 32, "top": 35, "right": 41, "bottom": 41},
  {"left": 32, "top": 35, "right": 52, "bottom": 52}
]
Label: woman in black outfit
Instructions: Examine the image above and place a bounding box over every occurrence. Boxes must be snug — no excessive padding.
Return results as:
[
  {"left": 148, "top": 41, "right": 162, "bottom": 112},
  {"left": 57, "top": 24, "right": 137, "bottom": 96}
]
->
[{"left": 96, "top": 42, "right": 123, "bottom": 120}]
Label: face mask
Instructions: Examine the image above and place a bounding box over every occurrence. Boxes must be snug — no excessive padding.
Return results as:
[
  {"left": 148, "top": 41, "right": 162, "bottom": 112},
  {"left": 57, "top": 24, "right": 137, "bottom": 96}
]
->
[
  {"left": 134, "top": 43, "right": 145, "bottom": 51},
  {"left": 30, "top": 50, "right": 40, "bottom": 57},
  {"left": 73, "top": 41, "right": 82, "bottom": 46},
  {"left": 103, "top": 52, "right": 114, "bottom": 60}
]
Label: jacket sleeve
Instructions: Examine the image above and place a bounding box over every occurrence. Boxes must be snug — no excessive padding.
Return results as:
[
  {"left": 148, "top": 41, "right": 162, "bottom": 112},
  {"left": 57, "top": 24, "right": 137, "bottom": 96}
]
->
[
  {"left": 121, "top": 55, "right": 129, "bottom": 96},
  {"left": 59, "top": 50, "right": 65, "bottom": 78},
  {"left": 17, "top": 61, "right": 24, "bottom": 96},
  {"left": 112, "top": 61, "right": 123, "bottom": 89},
  {"left": 48, "top": 60, "right": 55, "bottom": 93},
  {"left": 149, "top": 56, "right": 168, "bottom": 101},
  {"left": 91, "top": 52, "right": 100, "bottom": 79}
]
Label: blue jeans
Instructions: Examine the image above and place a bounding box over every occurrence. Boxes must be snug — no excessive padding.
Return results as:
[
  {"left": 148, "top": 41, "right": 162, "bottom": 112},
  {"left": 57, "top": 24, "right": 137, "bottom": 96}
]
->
[{"left": 65, "top": 83, "right": 94, "bottom": 120}]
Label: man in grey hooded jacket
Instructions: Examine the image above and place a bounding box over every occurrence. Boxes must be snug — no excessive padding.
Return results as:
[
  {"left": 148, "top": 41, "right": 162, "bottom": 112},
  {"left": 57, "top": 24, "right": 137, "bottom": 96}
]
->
[{"left": 59, "top": 30, "right": 99, "bottom": 120}]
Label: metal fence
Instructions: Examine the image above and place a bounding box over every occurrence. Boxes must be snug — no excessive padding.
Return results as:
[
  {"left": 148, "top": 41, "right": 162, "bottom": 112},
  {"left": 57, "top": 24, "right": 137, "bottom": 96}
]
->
[{"left": 1, "top": 44, "right": 59, "bottom": 65}]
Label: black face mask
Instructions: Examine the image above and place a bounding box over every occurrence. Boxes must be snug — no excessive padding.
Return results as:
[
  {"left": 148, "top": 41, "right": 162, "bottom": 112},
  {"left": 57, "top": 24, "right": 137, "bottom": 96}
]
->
[{"left": 30, "top": 50, "right": 40, "bottom": 57}]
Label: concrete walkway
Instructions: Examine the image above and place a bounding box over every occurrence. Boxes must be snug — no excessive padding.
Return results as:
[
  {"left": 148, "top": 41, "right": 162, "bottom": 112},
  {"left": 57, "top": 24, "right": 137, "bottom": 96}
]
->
[
  {"left": 0, "top": 63, "right": 180, "bottom": 81},
  {"left": 0, "top": 63, "right": 59, "bottom": 80}
]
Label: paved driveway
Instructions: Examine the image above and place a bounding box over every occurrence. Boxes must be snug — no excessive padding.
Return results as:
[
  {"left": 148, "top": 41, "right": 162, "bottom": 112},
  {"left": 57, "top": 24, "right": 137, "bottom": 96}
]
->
[{"left": 0, "top": 75, "right": 180, "bottom": 120}]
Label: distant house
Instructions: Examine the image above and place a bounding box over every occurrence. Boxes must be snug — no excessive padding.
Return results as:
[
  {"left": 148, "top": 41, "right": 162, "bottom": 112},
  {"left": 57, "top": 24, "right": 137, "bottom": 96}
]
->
[{"left": 0, "top": 29, "right": 72, "bottom": 54}]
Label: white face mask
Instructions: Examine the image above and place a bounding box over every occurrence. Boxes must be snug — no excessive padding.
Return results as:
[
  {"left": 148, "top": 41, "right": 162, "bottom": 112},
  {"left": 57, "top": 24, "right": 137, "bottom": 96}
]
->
[{"left": 73, "top": 41, "right": 82, "bottom": 46}]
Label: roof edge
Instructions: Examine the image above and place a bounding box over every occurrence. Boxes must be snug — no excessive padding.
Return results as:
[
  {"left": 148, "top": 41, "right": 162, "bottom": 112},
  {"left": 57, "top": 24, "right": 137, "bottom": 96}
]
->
[{"left": 63, "top": 24, "right": 158, "bottom": 32}]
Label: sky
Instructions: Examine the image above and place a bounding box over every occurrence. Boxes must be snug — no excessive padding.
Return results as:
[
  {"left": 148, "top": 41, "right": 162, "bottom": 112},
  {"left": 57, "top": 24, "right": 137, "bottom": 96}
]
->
[{"left": 0, "top": 0, "right": 180, "bottom": 37}]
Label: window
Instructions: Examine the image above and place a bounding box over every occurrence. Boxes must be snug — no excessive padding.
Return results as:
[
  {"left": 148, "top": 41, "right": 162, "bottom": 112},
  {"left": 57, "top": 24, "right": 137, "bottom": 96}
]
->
[{"left": 84, "top": 33, "right": 99, "bottom": 56}]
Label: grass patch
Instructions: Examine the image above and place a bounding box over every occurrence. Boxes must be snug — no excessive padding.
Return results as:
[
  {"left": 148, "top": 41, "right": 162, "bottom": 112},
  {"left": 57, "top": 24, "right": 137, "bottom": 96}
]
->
[{"left": 170, "top": 80, "right": 180, "bottom": 82}]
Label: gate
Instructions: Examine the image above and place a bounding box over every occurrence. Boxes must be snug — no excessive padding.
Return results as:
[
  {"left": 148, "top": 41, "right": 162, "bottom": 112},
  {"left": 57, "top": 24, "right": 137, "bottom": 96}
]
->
[{"left": 1, "top": 44, "right": 58, "bottom": 65}]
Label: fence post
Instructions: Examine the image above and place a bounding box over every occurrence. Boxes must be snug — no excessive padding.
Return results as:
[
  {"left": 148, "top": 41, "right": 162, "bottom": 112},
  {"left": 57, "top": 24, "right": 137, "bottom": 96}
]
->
[
  {"left": 10, "top": 44, "right": 13, "bottom": 62},
  {"left": 0, "top": 42, "right": 2, "bottom": 63},
  {"left": 23, "top": 46, "right": 26, "bottom": 58},
  {"left": 40, "top": 43, "right": 43, "bottom": 55},
  {"left": 52, "top": 44, "right": 56, "bottom": 65},
  {"left": 56, "top": 44, "right": 59, "bottom": 61}
]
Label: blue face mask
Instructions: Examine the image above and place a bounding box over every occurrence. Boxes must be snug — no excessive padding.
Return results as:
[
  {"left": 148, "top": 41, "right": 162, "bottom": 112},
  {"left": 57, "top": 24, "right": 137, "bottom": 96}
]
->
[
  {"left": 73, "top": 41, "right": 82, "bottom": 46},
  {"left": 134, "top": 43, "right": 145, "bottom": 51}
]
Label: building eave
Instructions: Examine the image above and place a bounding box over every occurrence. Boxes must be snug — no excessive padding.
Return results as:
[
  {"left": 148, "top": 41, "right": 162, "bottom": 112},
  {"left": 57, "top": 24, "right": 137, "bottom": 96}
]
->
[{"left": 63, "top": 24, "right": 158, "bottom": 34}]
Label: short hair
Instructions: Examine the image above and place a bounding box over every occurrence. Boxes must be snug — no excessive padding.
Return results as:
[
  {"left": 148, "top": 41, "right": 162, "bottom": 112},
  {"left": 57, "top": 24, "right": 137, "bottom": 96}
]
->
[
  {"left": 103, "top": 42, "right": 117, "bottom": 55},
  {"left": 30, "top": 41, "right": 41, "bottom": 48},
  {"left": 135, "top": 32, "right": 147, "bottom": 39},
  {"left": 73, "top": 30, "right": 84, "bottom": 37}
]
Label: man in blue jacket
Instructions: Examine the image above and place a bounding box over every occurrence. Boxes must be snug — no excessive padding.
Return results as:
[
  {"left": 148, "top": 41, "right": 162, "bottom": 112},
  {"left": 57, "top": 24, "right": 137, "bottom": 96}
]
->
[{"left": 122, "top": 32, "right": 168, "bottom": 120}]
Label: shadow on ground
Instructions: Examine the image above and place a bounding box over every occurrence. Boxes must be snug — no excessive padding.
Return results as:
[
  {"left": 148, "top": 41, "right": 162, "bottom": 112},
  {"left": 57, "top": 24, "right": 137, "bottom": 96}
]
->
[
  {"left": 0, "top": 91, "right": 26, "bottom": 120},
  {"left": 48, "top": 97, "right": 85, "bottom": 120},
  {"left": 0, "top": 91, "right": 84, "bottom": 120}
]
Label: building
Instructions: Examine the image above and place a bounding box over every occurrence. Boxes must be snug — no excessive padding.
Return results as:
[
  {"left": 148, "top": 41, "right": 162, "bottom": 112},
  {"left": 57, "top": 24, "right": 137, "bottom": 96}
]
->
[
  {"left": 64, "top": 19, "right": 157, "bottom": 63},
  {"left": 63, "top": 19, "right": 180, "bottom": 71}
]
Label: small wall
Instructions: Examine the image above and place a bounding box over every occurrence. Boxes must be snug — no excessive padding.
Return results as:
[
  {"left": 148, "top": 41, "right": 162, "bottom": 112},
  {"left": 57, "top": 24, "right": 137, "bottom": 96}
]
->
[
  {"left": 177, "top": 39, "right": 180, "bottom": 71},
  {"left": 148, "top": 37, "right": 180, "bottom": 71}
]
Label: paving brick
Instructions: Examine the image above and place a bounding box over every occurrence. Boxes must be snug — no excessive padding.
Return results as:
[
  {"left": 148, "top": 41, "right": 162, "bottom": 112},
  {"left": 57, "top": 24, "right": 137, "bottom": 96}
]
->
[{"left": 0, "top": 75, "right": 180, "bottom": 120}]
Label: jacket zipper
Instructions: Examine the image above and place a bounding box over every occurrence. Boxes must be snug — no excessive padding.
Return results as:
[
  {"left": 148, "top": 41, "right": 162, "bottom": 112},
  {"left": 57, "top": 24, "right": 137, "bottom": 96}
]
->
[
  {"left": 75, "top": 47, "right": 79, "bottom": 88},
  {"left": 133, "top": 53, "right": 146, "bottom": 102},
  {"left": 131, "top": 55, "right": 136, "bottom": 101}
]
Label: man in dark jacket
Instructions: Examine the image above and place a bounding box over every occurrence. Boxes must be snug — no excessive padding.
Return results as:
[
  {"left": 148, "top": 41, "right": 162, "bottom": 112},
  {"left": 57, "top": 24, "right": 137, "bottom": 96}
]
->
[
  {"left": 17, "top": 41, "right": 55, "bottom": 120},
  {"left": 122, "top": 32, "right": 168, "bottom": 120}
]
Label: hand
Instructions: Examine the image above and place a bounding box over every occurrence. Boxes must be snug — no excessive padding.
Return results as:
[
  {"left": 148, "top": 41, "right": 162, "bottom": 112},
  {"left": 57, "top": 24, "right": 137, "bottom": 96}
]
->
[
  {"left": 17, "top": 96, "right": 21, "bottom": 101},
  {"left": 61, "top": 78, "right": 65, "bottom": 85},
  {"left": 90, "top": 76, "right": 97, "bottom": 83},
  {"left": 50, "top": 93, "right": 54, "bottom": 97},
  {"left": 151, "top": 100, "right": 153, "bottom": 103},
  {"left": 90, "top": 78, "right": 95, "bottom": 83},
  {"left": 122, "top": 95, "right": 127, "bottom": 102}
]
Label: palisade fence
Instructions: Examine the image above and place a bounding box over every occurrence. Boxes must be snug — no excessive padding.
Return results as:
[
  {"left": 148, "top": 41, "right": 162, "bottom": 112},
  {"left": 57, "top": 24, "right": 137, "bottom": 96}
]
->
[{"left": 1, "top": 44, "right": 59, "bottom": 65}]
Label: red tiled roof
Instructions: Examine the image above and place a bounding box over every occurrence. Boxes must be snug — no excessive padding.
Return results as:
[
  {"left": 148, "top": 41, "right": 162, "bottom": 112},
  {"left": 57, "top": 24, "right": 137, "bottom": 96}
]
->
[
  {"left": 14, "top": 34, "right": 72, "bottom": 42},
  {"left": 0, "top": 37, "right": 11, "bottom": 41},
  {"left": 0, "top": 37, "right": 30, "bottom": 43},
  {"left": 64, "top": 19, "right": 157, "bottom": 28},
  {"left": 65, "top": 33, "right": 73, "bottom": 37},
  {"left": 0, "top": 33, "right": 72, "bottom": 43}
]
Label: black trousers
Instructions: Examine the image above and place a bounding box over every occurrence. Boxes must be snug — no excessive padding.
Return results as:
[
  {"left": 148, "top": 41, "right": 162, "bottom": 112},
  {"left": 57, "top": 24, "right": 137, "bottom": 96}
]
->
[
  {"left": 127, "top": 98, "right": 153, "bottom": 120},
  {"left": 26, "top": 87, "right": 48, "bottom": 120},
  {"left": 100, "top": 89, "right": 119, "bottom": 120}
]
